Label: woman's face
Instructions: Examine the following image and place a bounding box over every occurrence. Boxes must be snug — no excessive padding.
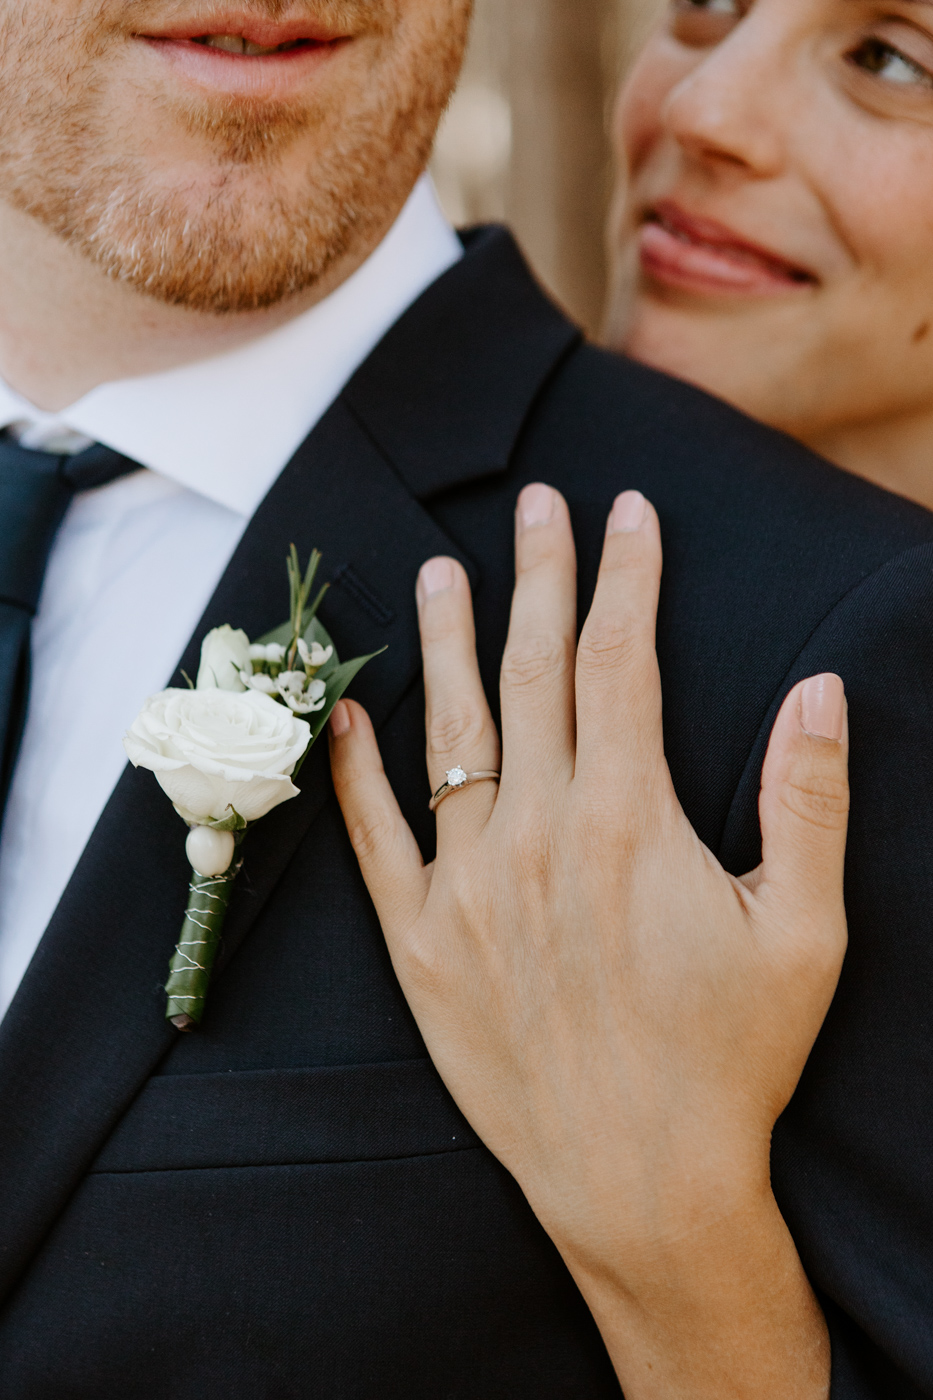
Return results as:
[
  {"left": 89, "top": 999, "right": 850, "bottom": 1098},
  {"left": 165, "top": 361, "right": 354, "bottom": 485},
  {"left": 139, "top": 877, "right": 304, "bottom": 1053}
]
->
[{"left": 609, "top": 0, "right": 933, "bottom": 449}]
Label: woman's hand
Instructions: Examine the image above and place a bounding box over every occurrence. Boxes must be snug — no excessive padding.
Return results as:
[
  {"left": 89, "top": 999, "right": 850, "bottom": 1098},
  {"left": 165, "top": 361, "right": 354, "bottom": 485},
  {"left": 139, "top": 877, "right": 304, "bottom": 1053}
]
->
[{"left": 328, "top": 484, "right": 847, "bottom": 1398}]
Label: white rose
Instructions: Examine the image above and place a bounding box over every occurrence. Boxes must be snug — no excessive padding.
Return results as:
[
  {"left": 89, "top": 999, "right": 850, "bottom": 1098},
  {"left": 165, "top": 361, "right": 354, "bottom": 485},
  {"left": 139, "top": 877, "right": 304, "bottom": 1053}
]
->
[
  {"left": 123, "top": 688, "right": 311, "bottom": 823},
  {"left": 196, "top": 626, "right": 251, "bottom": 692}
]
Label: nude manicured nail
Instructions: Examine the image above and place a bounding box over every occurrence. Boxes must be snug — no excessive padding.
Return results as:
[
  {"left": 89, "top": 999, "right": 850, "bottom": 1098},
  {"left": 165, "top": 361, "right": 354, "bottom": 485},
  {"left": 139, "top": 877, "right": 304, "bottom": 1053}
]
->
[
  {"left": 800, "top": 674, "right": 845, "bottom": 741},
  {"left": 418, "top": 557, "right": 455, "bottom": 602},
  {"left": 330, "top": 701, "right": 351, "bottom": 737},
  {"left": 518, "top": 483, "right": 556, "bottom": 530},
  {"left": 608, "top": 490, "right": 647, "bottom": 534}
]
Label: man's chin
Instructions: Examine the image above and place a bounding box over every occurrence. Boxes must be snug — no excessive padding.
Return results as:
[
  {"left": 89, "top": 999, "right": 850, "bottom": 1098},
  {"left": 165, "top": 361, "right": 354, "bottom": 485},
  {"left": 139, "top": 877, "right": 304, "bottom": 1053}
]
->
[
  {"left": 86, "top": 207, "right": 356, "bottom": 315},
  {"left": 2, "top": 158, "right": 355, "bottom": 314},
  {"left": 0, "top": 0, "right": 469, "bottom": 318},
  {"left": 1, "top": 125, "right": 388, "bottom": 314}
]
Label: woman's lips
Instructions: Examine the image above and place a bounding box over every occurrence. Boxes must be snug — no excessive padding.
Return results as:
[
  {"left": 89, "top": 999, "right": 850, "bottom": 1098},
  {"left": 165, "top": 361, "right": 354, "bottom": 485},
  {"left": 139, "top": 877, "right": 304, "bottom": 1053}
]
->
[{"left": 639, "top": 201, "right": 815, "bottom": 296}]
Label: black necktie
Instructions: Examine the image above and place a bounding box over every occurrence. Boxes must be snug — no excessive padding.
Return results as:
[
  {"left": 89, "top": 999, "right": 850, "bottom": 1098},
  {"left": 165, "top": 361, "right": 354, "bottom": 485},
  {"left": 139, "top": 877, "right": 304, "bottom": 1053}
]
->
[{"left": 0, "top": 434, "right": 140, "bottom": 817}]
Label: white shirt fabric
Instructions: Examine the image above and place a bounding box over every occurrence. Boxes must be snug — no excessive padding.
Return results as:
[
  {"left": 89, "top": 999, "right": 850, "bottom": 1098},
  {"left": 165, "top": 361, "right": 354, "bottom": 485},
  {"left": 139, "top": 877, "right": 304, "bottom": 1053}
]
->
[{"left": 0, "top": 176, "right": 461, "bottom": 1020}]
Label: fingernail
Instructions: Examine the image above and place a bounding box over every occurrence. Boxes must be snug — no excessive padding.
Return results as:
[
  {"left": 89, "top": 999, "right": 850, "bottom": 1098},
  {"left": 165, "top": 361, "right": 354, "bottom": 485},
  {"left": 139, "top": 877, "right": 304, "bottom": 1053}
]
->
[
  {"left": 608, "top": 490, "right": 647, "bottom": 534},
  {"left": 800, "top": 674, "right": 845, "bottom": 741},
  {"left": 330, "top": 700, "right": 351, "bottom": 737},
  {"left": 418, "top": 557, "right": 455, "bottom": 603},
  {"left": 518, "top": 483, "right": 556, "bottom": 531}
]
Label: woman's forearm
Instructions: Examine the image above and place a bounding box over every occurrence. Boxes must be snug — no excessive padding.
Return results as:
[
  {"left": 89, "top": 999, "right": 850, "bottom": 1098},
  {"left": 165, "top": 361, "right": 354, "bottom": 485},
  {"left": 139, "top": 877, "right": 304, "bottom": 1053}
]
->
[{"left": 564, "top": 1188, "right": 829, "bottom": 1399}]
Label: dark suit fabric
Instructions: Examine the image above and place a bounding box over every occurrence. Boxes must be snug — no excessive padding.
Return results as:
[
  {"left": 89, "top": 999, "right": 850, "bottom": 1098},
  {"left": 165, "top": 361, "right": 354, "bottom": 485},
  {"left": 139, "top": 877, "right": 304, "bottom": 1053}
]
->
[{"left": 0, "top": 227, "right": 928, "bottom": 1397}]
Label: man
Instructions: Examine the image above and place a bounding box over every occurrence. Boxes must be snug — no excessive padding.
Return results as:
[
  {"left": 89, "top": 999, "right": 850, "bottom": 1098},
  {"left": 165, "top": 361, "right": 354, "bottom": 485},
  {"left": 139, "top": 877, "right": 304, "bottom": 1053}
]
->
[{"left": 0, "top": 1, "right": 926, "bottom": 1396}]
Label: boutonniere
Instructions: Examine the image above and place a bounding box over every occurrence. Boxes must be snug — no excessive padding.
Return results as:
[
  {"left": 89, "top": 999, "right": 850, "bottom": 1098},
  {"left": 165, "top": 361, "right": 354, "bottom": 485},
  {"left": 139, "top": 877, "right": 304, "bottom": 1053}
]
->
[{"left": 124, "top": 548, "right": 382, "bottom": 1031}]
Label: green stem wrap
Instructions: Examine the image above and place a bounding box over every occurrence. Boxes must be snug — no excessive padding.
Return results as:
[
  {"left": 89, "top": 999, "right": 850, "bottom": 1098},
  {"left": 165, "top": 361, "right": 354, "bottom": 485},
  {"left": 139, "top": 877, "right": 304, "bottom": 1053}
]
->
[{"left": 165, "top": 862, "right": 242, "bottom": 1031}]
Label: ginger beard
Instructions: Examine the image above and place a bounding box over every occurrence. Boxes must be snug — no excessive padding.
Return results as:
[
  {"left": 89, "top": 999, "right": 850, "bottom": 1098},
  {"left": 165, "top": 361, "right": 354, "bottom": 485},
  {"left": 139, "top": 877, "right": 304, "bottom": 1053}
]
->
[{"left": 0, "top": 0, "right": 470, "bottom": 313}]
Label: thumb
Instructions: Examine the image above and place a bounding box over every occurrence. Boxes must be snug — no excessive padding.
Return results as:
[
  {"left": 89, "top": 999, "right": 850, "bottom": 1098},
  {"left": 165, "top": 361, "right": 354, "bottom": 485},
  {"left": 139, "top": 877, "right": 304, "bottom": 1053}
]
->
[{"left": 753, "top": 674, "right": 850, "bottom": 935}]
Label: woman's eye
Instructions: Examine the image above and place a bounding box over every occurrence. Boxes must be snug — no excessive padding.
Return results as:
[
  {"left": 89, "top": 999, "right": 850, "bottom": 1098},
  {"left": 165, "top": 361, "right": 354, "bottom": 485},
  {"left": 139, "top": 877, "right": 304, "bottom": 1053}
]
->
[
  {"left": 671, "top": 0, "right": 743, "bottom": 44},
  {"left": 849, "top": 38, "right": 933, "bottom": 89},
  {"left": 676, "top": 0, "right": 740, "bottom": 11}
]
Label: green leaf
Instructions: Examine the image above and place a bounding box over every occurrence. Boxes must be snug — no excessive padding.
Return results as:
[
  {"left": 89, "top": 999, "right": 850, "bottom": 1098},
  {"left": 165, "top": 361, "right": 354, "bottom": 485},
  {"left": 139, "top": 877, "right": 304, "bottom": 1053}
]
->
[
  {"left": 291, "top": 647, "right": 386, "bottom": 776},
  {"left": 255, "top": 619, "right": 292, "bottom": 649},
  {"left": 285, "top": 545, "right": 324, "bottom": 642},
  {"left": 287, "top": 544, "right": 301, "bottom": 635},
  {"left": 204, "top": 807, "right": 248, "bottom": 833},
  {"left": 304, "top": 615, "right": 333, "bottom": 646},
  {"left": 305, "top": 581, "right": 329, "bottom": 627},
  {"left": 253, "top": 590, "right": 386, "bottom": 777},
  {"left": 254, "top": 615, "right": 338, "bottom": 670},
  {"left": 311, "top": 648, "right": 387, "bottom": 743}
]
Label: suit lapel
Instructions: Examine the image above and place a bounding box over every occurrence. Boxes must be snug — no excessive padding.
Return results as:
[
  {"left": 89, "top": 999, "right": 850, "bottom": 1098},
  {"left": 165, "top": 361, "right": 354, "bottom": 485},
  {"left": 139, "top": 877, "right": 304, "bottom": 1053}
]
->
[
  {"left": 0, "top": 227, "right": 578, "bottom": 1305},
  {"left": 173, "top": 401, "right": 481, "bottom": 980}
]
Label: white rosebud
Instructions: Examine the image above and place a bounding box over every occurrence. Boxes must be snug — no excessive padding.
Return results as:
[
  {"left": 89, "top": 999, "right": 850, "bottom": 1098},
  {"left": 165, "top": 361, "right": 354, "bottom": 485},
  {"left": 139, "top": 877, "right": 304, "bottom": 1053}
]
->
[
  {"left": 197, "top": 626, "right": 251, "bottom": 692},
  {"left": 249, "top": 642, "right": 286, "bottom": 664},
  {"left": 124, "top": 688, "right": 311, "bottom": 823},
  {"left": 186, "top": 826, "right": 236, "bottom": 878}
]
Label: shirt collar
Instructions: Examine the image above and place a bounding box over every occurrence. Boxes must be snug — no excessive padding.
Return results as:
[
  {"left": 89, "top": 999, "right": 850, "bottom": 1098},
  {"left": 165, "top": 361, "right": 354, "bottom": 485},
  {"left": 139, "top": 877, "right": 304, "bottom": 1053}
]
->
[{"left": 0, "top": 177, "right": 462, "bottom": 517}]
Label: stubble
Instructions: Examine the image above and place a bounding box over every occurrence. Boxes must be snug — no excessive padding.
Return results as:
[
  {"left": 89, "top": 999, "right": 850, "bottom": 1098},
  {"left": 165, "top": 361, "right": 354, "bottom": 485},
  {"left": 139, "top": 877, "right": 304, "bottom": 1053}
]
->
[{"left": 0, "top": 0, "right": 470, "bottom": 312}]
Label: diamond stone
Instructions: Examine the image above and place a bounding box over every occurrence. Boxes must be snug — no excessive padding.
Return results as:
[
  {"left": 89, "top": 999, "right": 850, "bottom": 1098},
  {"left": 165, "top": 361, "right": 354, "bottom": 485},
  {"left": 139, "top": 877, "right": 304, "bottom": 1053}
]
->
[{"left": 446, "top": 766, "right": 468, "bottom": 788}]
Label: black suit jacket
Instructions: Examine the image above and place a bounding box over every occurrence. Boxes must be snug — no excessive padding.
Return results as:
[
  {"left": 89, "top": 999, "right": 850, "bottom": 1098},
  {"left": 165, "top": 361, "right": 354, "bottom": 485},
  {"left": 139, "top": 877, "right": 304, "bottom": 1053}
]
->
[{"left": 0, "top": 228, "right": 929, "bottom": 1397}]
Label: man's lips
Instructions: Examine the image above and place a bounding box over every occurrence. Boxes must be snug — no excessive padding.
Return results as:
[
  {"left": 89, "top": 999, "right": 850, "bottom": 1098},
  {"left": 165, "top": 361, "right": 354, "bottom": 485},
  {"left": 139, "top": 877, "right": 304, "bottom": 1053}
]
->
[
  {"left": 639, "top": 201, "right": 815, "bottom": 296},
  {"left": 139, "top": 14, "right": 351, "bottom": 96},
  {"left": 140, "top": 13, "right": 348, "bottom": 49}
]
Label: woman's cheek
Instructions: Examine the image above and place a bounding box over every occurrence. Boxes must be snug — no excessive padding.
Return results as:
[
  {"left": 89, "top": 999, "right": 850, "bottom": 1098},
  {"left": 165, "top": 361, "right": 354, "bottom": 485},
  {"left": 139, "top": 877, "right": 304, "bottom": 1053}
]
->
[
  {"left": 820, "top": 133, "right": 933, "bottom": 320},
  {"left": 878, "top": 176, "right": 933, "bottom": 329},
  {"left": 615, "top": 39, "right": 696, "bottom": 175}
]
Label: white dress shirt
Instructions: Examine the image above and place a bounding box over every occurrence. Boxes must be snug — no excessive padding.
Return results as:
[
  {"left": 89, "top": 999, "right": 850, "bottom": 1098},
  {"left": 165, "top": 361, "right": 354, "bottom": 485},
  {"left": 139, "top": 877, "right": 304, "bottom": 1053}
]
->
[{"left": 0, "top": 176, "right": 462, "bottom": 1021}]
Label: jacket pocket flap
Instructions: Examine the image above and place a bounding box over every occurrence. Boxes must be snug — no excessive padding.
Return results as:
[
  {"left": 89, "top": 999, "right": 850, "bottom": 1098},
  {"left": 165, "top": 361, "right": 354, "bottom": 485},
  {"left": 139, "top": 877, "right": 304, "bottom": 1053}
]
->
[{"left": 92, "top": 1059, "right": 480, "bottom": 1172}]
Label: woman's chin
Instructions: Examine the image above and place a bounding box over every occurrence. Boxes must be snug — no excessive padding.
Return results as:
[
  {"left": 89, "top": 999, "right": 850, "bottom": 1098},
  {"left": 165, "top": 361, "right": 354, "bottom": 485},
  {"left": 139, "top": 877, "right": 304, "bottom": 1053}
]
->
[
  {"left": 621, "top": 314, "right": 785, "bottom": 432},
  {"left": 621, "top": 294, "right": 807, "bottom": 418},
  {"left": 622, "top": 305, "right": 735, "bottom": 387}
]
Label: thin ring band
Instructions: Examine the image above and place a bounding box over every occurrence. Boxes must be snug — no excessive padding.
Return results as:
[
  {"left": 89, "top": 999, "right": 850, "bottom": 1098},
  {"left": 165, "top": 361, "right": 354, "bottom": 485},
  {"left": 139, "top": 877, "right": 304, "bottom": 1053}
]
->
[{"left": 429, "top": 766, "right": 501, "bottom": 812}]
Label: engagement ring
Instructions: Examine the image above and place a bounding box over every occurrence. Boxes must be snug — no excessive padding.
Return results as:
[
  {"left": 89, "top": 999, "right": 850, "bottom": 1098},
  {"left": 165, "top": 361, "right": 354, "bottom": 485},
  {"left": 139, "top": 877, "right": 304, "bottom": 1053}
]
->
[{"left": 429, "top": 766, "right": 501, "bottom": 812}]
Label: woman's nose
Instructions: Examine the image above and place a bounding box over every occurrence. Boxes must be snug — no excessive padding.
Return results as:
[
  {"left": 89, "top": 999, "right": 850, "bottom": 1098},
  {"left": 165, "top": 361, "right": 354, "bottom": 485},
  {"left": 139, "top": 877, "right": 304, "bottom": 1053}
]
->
[{"left": 663, "top": 16, "right": 791, "bottom": 178}]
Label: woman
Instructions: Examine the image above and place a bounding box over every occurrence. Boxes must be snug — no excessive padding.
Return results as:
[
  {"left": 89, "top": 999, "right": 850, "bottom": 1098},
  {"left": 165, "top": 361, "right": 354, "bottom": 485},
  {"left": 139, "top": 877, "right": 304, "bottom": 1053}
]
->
[
  {"left": 329, "top": 3, "right": 933, "bottom": 1394},
  {"left": 607, "top": 0, "right": 933, "bottom": 512}
]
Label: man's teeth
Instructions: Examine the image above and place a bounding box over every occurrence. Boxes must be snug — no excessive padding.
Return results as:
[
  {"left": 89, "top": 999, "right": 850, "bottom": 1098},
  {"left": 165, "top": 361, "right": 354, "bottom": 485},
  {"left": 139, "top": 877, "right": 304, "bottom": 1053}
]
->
[{"left": 195, "top": 34, "right": 300, "bottom": 55}]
